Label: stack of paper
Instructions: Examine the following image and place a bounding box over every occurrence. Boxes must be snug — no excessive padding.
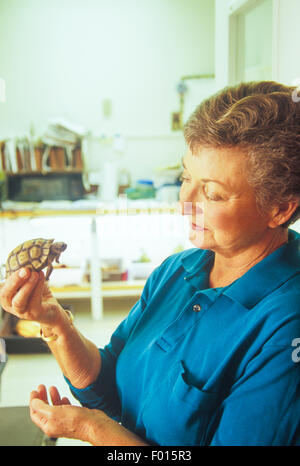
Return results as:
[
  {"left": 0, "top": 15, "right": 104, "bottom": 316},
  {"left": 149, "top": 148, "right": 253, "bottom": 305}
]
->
[
  {"left": 42, "top": 117, "right": 86, "bottom": 148},
  {"left": 41, "top": 118, "right": 86, "bottom": 170}
]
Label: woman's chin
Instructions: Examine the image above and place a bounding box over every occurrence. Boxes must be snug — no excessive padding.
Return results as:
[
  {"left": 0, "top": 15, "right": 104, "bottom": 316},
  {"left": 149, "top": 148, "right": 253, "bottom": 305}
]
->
[{"left": 188, "top": 228, "right": 211, "bottom": 249}]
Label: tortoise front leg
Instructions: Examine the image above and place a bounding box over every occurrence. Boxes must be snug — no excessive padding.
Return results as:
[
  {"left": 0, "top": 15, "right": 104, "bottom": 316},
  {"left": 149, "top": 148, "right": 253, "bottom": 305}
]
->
[
  {"left": 45, "top": 259, "right": 54, "bottom": 281},
  {"left": 55, "top": 252, "right": 62, "bottom": 264}
]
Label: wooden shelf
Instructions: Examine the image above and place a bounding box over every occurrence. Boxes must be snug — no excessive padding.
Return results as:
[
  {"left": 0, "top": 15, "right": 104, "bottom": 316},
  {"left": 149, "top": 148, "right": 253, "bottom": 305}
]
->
[
  {"left": 51, "top": 280, "right": 146, "bottom": 299},
  {"left": 5, "top": 169, "right": 83, "bottom": 175}
]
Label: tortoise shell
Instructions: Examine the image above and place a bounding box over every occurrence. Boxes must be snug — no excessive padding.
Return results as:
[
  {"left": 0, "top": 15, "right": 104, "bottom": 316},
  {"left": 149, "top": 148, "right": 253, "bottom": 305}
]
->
[{"left": 5, "top": 238, "right": 55, "bottom": 277}]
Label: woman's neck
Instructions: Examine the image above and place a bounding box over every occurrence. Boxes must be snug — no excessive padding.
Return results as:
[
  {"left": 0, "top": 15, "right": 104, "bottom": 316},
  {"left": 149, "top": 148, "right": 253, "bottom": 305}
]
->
[{"left": 209, "top": 228, "right": 288, "bottom": 288}]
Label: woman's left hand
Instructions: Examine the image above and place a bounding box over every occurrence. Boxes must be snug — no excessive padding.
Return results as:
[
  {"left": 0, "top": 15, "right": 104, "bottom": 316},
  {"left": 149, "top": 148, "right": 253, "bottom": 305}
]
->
[
  {"left": 30, "top": 384, "right": 149, "bottom": 446},
  {"left": 29, "top": 384, "right": 95, "bottom": 443}
]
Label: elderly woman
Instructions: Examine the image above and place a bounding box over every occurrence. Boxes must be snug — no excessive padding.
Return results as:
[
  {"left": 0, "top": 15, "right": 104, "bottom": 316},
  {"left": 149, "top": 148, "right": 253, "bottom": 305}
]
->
[{"left": 1, "top": 81, "right": 300, "bottom": 446}]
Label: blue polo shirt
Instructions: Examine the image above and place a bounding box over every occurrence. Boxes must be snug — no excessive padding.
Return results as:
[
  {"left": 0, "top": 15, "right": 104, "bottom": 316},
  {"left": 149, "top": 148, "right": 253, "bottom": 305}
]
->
[{"left": 66, "top": 229, "right": 300, "bottom": 446}]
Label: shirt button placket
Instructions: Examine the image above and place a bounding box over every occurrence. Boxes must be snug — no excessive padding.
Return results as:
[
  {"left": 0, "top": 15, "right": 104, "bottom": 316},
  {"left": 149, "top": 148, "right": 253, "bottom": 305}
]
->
[{"left": 193, "top": 304, "right": 201, "bottom": 312}]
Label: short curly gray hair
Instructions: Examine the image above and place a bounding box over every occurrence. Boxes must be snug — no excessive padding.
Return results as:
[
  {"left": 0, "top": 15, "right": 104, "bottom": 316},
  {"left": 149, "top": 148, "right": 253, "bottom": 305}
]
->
[{"left": 184, "top": 81, "right": 300, "bottom": 228}]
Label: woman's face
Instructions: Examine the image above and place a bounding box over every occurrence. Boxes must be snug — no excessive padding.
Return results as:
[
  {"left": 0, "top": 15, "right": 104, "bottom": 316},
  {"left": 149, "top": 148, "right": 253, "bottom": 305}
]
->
[{"left": 179, "top": 146, "right": 273, "bottom": 256}]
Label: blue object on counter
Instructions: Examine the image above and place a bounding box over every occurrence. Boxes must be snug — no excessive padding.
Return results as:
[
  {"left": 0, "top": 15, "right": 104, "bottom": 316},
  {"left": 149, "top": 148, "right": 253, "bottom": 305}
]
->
[
  {"left": 125, "top": 179, "right": 156, "bottom": 199},
  {"left": 137, "top": 179, "right": 154, "bottom": 186}
]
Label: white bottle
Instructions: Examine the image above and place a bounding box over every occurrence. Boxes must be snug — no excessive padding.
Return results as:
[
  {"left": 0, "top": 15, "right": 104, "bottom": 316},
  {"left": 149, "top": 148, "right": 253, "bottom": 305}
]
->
[
  {"left": 100, "top": 137, "right": 119, "bottom": 201},
  {"left": 101, "top": 160, "right": 118, "bottom": 201}
]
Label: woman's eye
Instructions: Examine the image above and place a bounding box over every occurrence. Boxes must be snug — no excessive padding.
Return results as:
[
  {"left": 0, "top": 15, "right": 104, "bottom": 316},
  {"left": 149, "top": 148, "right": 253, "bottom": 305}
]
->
[
  {"left": 179, "top": 175, "right": 223, "bottom": 201},
  {"left": 206, "top": 192, "right": 222, "bottom": 201},
  {"left": 179, "top": 174, "right": 190, "bottom": 183}
]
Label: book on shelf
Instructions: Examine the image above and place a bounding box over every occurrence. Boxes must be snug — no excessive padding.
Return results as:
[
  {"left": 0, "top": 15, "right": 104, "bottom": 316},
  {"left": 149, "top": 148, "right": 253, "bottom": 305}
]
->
[
  {"left": 0, "top": 141, "right": 6, "bottom": 171},
  {"left": 0, "top": 118, "right": 86, "bottom": 174},
  {"left": 5, "top": 139, "right": 17, "bottom": 172},
  {"left": 0, "top": 139, "right": 83, "bottom": 173},
  {"left": 0, "top": 137, "right": 37, "bottom": 173}
]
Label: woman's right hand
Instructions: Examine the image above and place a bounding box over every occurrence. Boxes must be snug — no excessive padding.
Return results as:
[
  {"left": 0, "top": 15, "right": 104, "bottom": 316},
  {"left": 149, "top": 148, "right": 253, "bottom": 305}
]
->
[
  {"left": 0, "top": 268, "right": 62, "bottom": 327},
  {"left": 1, "top": 267, "right": 102, "bottom": 393}
]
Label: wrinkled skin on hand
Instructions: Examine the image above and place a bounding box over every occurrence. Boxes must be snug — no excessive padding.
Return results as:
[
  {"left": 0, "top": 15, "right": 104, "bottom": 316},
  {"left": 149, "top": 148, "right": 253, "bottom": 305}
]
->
[
  {"left": 29, "top": 385, "right": 148, "bottom": 446},
  {"left": 30, "top": 385, "right": 95, "bottom": 442},
  {"left": 0, "top": 268, "right": 61, "bottom": 326}
]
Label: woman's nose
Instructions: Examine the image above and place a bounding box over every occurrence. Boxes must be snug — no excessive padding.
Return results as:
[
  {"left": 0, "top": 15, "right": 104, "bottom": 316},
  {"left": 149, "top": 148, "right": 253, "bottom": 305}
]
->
[
  {"left": 181, "top": 201, "right": 192, "bottom": 215},
  {"left": 179, "top": 200, "right": 204, "bottom": 216},
  {"left": 179, "top": 185, "right": 204, "bottom": 215}
]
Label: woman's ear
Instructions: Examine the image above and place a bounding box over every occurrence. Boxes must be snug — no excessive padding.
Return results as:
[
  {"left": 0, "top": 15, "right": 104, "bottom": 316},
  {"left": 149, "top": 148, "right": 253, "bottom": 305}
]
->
[{"left": 268, "top": 198, "right": 299, "bottom": 228}]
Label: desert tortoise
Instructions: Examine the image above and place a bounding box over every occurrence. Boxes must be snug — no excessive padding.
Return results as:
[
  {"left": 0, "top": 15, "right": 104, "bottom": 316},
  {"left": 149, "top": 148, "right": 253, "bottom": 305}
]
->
[{"left": 5, "top": 238, "right": 67, "bottom": 280}]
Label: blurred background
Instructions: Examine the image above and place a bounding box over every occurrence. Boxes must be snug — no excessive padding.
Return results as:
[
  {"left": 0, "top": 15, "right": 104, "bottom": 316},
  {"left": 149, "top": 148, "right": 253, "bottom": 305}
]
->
[{"left": 0, "top": 0, "right": 299, "bottom": 445}]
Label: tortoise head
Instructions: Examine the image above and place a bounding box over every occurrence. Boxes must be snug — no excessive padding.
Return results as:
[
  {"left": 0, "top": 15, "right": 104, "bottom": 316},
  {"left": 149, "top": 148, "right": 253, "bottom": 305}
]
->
[{"left": 51, "top": 242, "right": 67, "bottom": 255}]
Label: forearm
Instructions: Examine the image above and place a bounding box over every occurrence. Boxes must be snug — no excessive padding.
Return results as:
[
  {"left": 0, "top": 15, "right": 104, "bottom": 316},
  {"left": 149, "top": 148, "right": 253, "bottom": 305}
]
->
[
  {"left": 0, "top": 270, "right": 101, "bottom": 389},
  {"left": 41, "top": 307, "right": 101, "bottom": 389},
  {"left": 86, "top": 410, "right": 150, "bottom": 446}
]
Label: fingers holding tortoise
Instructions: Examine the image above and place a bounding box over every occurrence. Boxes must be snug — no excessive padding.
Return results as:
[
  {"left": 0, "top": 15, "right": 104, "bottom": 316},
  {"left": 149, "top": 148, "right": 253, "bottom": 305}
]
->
[
  {"left": 0, "top": 268, "right": 44, "bottom": 318},
  {"left": 0, "top": 237, "right": 67, "bottom": 322}
]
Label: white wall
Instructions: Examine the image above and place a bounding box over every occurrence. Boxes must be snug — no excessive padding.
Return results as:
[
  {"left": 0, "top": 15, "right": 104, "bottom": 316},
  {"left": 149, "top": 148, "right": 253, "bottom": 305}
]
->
[
  {"left": 214, "top": 0, "right": 300, "bottom": 88},
  {"left": 274, "top": 0, "right": 300, "bottom": 85},
  {"left": 214, "top": 0, "right": 230, "bottom": 89},
  {"left": 0, "top": 0, "right": 215, "bottom": 180}
]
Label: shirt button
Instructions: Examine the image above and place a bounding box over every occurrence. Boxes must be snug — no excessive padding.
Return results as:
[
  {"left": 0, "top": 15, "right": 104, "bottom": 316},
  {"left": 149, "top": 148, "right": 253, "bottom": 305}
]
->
[{"left": 193, "top": 304, "right": 201, "bottom": 312}]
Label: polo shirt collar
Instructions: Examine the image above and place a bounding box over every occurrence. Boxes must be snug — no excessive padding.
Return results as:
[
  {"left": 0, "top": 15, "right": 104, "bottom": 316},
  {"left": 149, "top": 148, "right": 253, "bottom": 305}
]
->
[{"left": 181, "top": 229, "right": 300, "bottom": 309}]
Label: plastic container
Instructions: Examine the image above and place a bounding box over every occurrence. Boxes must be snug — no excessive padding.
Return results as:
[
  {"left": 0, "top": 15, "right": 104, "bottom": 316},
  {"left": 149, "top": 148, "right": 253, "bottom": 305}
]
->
[{"left": 125, "top": 179, "right": 156, "bottom": 199}]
